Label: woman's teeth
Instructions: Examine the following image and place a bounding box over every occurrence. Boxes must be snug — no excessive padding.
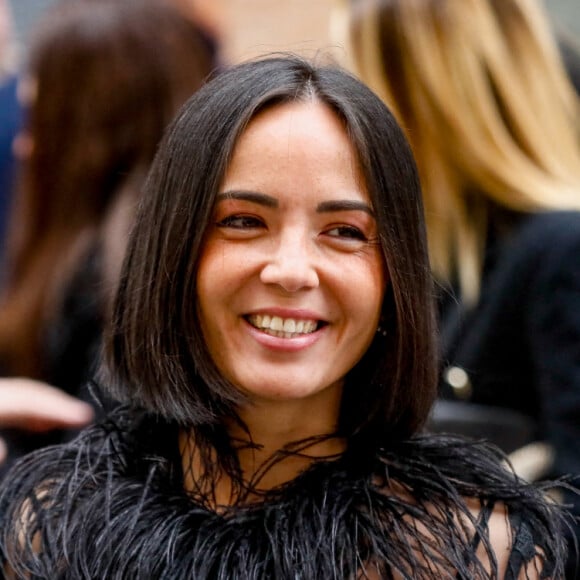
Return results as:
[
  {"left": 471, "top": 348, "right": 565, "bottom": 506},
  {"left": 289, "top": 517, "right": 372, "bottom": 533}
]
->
[{"left": 247, "top": 314, "right": 318, "bottom": 338}]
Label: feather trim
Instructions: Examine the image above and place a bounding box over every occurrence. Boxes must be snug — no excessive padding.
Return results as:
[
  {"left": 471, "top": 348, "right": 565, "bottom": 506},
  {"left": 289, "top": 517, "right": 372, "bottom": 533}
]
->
[{"left": 0, "top": 408, "right": 569, "bottom": 579}]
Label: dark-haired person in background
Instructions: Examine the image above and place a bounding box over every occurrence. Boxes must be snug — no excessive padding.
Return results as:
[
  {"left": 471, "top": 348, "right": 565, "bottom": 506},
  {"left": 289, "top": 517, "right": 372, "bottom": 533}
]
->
[{"left": 0, "top": 0, "right": 216, "bottom": 476}]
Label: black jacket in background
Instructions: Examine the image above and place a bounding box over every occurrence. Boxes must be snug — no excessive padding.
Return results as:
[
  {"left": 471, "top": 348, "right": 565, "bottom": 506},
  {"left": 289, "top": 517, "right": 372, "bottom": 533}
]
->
[{"left": 439, "top": 211, "right": 580, "bottom": 578}]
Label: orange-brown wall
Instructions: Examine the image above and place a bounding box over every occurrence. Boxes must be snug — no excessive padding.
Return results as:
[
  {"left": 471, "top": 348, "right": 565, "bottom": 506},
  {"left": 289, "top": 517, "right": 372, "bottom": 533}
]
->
[{"left": 219, "top": 0, "right": 347, "bottom": 64}]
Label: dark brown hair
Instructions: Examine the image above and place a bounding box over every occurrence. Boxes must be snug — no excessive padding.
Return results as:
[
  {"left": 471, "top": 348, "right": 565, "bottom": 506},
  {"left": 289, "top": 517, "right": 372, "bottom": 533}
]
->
[
  {"left": 0, "top": 0, "right": 215, "bottom": 377},
  {"left": 107, "top": 54, "right": 437, "bottom": 449}
]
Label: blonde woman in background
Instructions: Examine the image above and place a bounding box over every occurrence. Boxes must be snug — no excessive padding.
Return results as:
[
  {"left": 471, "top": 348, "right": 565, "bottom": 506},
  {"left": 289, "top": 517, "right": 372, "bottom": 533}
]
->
[{"left": 349, "top": 0, "right": 580, "bottom": 576}]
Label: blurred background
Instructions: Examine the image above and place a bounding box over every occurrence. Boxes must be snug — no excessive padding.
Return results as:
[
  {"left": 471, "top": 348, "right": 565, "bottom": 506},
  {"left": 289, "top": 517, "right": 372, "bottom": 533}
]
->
[{"left": 8, "top": 0, "right": 580, "bottom": 63}]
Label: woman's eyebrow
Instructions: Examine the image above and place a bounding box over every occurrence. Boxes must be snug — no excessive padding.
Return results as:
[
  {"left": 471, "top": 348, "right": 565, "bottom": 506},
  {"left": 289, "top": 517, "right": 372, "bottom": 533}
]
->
[
  {"left": 316, "top": 200, "right": 375, "bottom": 216},
  {"left": 216, "top": 190, "right": 278, "bottom": 207},
  {"left": 215, "top": 192, "right": 374, "bottom": 216}
]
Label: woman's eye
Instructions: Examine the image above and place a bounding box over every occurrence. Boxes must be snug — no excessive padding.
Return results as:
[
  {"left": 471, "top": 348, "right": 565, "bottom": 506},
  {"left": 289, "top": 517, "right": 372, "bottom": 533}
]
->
[
  {"left": 325, "top": 226, "right": 367, "bottom": 241},
  {"left": 217, "top": 215, "right": 264, "bottom": 229}
]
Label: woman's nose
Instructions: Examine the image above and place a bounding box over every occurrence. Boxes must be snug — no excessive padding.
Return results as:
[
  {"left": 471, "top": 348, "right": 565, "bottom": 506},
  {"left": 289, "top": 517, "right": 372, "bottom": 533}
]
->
[{"left": 259, "top": 233, "right": 319, "bottom": 292}]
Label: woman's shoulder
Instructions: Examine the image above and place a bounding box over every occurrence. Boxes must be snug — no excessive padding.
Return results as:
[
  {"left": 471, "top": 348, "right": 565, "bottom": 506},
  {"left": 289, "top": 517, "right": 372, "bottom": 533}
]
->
[
  {"left": 0, "top": 406, "right": 173, "bottom": 489},
  {"left": 371, "top": 435, "right": 568, "bottom": 578},
  {"left": 0, "top": 407, "right": 178, "bottom": 576},
  {"left": 462, "top": 497, "right": 544, "bottom": 579},
  {"left": 379, "top": 433, "right": 566, "bottom": 507},
  {"left": 0, "top": 407, "right": 147, "bottom": 510}
]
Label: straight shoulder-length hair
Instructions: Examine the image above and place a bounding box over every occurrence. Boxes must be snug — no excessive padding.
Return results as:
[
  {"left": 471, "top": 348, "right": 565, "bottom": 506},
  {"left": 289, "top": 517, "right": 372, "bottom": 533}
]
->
[{"left": 105, "top": 54, "right": 437, "bottom": 450}]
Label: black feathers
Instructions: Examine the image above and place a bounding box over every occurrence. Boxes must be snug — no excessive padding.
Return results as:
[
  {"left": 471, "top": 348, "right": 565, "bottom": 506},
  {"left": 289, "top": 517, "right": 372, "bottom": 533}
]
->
[{"left": 0, "top": 409, "right": 569, "bottom": 579}]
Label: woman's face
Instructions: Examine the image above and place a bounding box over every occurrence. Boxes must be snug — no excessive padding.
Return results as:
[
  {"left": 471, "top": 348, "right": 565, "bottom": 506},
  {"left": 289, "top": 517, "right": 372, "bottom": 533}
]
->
[{"left": 196, "top": 101, "right": 386, "bottom": 408}]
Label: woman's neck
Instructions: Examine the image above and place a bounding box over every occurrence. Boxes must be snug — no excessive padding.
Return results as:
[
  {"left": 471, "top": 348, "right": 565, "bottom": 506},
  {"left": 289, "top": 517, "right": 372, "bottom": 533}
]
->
[{"left": 179, "top": 395, "right": 345, "bottom": 507}]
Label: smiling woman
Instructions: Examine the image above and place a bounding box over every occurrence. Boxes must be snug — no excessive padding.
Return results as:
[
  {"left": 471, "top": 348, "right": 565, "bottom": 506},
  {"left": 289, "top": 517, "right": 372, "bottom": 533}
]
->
[
  {"left": 0, "top": 55, "right": 569, "bottom": 579},
  {"left": 197, "top": 103, "right": 384, "bottom": 411}
]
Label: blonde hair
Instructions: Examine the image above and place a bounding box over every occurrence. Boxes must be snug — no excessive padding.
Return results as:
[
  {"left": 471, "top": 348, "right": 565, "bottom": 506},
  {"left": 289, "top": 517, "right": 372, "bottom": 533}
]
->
[{"left": 349, "top": 0, "right": 580, "bottom": 302}]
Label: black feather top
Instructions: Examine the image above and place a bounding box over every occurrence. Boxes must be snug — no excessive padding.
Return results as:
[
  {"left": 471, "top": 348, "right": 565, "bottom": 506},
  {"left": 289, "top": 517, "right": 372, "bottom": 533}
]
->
[{"left": 0, "top": 408, "right": 569, "bottom": 579}]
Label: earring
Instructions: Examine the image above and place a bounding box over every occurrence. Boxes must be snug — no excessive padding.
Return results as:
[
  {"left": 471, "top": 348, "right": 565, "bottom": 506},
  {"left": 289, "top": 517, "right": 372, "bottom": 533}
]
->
[{"left": 376, "top": 325, "right": 387, "bottom": 337}]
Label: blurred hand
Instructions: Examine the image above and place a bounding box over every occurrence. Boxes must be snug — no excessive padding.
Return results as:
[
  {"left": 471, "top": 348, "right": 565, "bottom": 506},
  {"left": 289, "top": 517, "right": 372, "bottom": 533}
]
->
[{"left": 0, "top": 377, "right": 94, "bottom": 432}]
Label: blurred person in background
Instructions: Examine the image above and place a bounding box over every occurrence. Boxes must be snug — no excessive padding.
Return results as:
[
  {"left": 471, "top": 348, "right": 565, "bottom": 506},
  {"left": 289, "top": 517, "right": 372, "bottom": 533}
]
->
[
  {"left": 168, "top": 0, "right": 225, "bottom": 59},
  {"left": 0, "top": 0, "right": 93, "bottom": 466},
  {"left": 0, "top": 0, "right": 216, "bottom": 475},
  {"left": 349, "top": 0, "right": 580, "bottom": 576},
  {"left": 0, "top": 0, "right": 22, "bottom": 278},
  {"left": 0, "top": 377, "right": 93, "bottom": 464}
]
